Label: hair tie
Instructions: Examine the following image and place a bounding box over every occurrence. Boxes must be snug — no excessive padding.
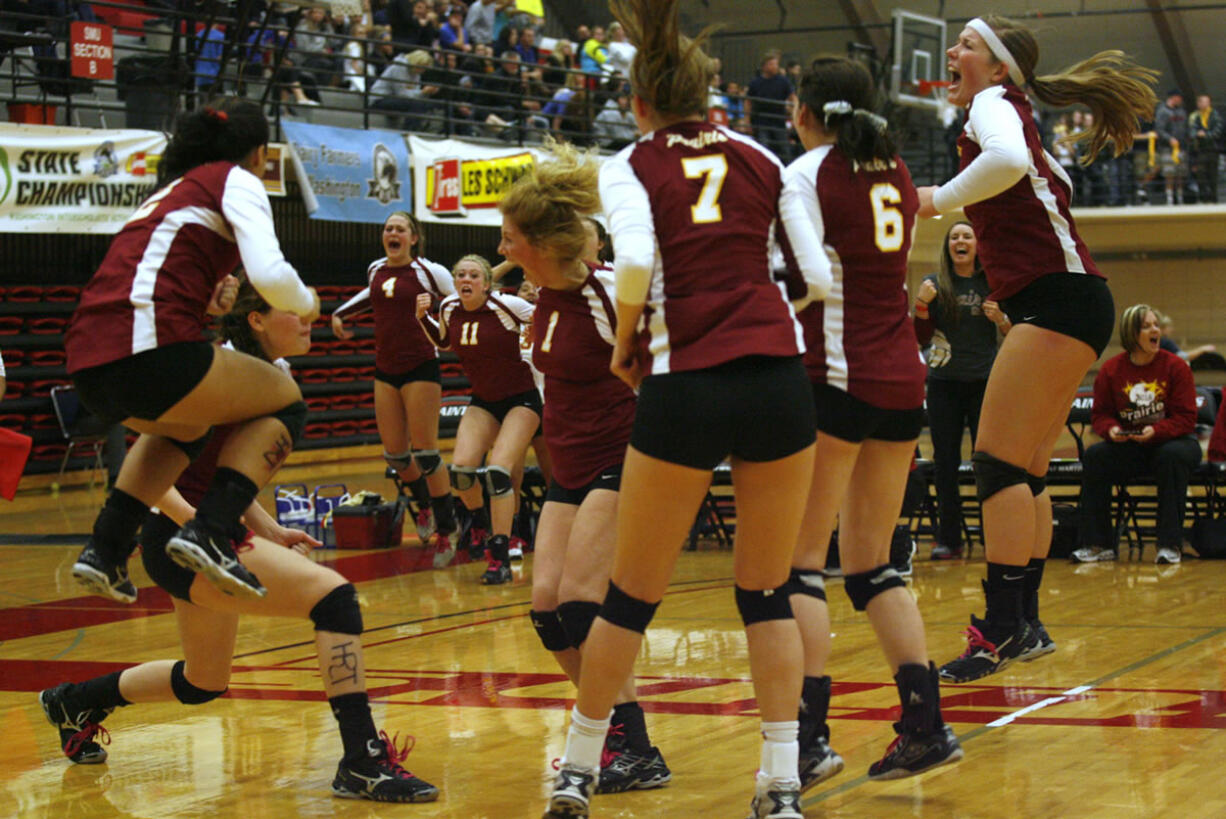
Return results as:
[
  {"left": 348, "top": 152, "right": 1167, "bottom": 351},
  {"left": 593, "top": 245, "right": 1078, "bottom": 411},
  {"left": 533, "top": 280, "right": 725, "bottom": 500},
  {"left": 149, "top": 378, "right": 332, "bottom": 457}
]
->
[
  {"left": 822, "top": 100, "right": 852, "bottom": 126},
  {"left": 855, "top": 109, "right": 889, "bottom": 134},
  {"left": 203, "top": 106, "right": 229, "bottom": 122}
]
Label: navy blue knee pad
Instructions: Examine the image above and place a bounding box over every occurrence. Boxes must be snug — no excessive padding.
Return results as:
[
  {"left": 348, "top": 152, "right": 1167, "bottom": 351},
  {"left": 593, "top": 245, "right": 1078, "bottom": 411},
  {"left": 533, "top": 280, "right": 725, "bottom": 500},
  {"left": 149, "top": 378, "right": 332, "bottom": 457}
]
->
[
  {"left": 785, "top": 568, "right": 827, "bottom": 602},
  {"left": 271, "top": 400, "right": 308, "bottom": 446},
  {"left": 169, "top": 429, "right": 213, "bottom": 462},
  {"left": 484, "top": 465, "right": 514, "bottom": 498},
  {"left": 557, "top": 600, "right": 601, "bottom": 648},
  {"left": 1027, "top": 472, "right": 1047, "bottom": 497},
  {"left": 735, "top": 584, "right": 793, "bottom": 626},
  {"left": 598, "top": 581, "right": 659, "bottom": 635},
  {"left": 843, "top": 565, "right": 906, "bottom": 612},
  {"left": 412, "top": 449, "right": 442, "bottom": 476},
  {"left": 530, "top": 609, "right": 570, "bottom": 652},
  {"left": 309, "top": 583, "right": 363, "bottom": 635},
  {"left": 971, "top": 451, "right": 1030, "bottom": 503},
  {"left": 170, "top": 660, "right": 226, "bottom": 705}
]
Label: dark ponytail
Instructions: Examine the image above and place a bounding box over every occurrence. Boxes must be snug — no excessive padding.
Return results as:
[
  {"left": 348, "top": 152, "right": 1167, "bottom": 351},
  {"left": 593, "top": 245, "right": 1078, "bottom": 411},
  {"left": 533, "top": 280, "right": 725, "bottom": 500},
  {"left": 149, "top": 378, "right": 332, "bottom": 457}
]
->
[
  {"left": 157, "top": 97, "right": 269, "bottom": 187},
  {"left": 797, "top": 57, "right": 896, "bottom": 166},
  {"left": 216, "top": 275, "right": 273, "bottom": 362}
]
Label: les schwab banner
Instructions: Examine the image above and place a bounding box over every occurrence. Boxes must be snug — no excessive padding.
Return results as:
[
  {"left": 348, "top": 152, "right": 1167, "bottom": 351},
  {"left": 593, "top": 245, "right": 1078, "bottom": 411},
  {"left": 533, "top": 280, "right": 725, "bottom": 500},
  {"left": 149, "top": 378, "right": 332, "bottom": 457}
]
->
[
  {"left": 411, "top": 136, "right": 560, "bottom": 227},
  {"left": 0, "top": 124, "right": 288, "bottom": 234}
]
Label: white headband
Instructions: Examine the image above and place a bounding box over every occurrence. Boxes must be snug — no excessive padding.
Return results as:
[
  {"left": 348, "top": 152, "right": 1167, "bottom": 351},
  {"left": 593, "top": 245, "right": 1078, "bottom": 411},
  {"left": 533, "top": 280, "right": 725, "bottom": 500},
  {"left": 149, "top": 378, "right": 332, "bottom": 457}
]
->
[{"left": 966, "top": 17, "right": 1025, "bottom": 87}]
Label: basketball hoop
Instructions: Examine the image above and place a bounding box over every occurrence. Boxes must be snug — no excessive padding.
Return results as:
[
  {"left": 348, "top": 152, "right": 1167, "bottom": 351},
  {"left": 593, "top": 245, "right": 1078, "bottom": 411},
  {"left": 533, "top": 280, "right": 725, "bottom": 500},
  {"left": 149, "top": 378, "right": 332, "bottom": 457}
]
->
[{"left": 916, "top": 79, "right": 956, "bottom": 126}]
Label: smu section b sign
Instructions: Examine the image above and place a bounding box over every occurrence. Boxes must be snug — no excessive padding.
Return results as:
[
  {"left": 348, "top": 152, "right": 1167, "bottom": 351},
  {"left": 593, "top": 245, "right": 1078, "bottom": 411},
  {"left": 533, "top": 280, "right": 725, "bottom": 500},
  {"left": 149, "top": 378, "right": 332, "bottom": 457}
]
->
[{"left": 70, "top": 22, "right": 114, "bottom": 80}]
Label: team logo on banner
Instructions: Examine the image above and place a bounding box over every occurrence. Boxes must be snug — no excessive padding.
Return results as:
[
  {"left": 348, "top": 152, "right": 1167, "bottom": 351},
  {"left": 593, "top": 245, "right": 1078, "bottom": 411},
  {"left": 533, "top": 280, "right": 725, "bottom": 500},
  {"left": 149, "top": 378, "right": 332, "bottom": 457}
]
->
[
  {"left": 367, "top": 143, "right": 401, "bottom": 205},
  {"left": 429, "top": 158, "right": 466, "bottom": 217}
]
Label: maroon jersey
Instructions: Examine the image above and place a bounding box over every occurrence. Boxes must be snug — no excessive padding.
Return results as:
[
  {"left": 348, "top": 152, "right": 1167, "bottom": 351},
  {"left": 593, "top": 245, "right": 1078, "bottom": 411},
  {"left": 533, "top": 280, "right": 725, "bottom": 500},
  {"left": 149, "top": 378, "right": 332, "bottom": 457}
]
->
[
  {"left": 532, "top": 265, "right": 636, "bottom": 489},
  {"left": 435, "top": 293, "right": 536, "bottom": 402},
  {"left": 67, "top": 162, "right": 242, "bottom": 372},
  {"left": 959, "top": 85, "right": 1102, "bottom": 301},
  {"left": 790, "top": 146, "right": 925, "bottom": 409},
  {"left": 368, "top": 256, "right": 454, "bottom": 374},
  {"left": 600, "top": 121, "right": 805, "bottom": 374}
]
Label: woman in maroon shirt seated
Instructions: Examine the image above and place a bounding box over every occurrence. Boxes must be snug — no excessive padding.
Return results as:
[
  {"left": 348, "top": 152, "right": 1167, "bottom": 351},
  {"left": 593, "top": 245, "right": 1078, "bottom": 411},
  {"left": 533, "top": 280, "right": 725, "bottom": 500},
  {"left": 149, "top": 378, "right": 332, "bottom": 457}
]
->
[{"left": 1072, "top": 304, "right": 1201, "bottom": 564}]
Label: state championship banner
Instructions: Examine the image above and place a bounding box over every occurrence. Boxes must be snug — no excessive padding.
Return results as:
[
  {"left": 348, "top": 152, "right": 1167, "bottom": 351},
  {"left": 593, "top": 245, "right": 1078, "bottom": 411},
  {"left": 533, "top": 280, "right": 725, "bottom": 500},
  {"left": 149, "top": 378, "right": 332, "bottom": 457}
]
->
[
  {"left": 0, "top": 124, "right": 166, "bottom": 233},
  {"left": 411, "top": 136, "right": 551, "bottom": 227},
  {"left": 282, "top": 120, "right": 411, "bottom": 224}
]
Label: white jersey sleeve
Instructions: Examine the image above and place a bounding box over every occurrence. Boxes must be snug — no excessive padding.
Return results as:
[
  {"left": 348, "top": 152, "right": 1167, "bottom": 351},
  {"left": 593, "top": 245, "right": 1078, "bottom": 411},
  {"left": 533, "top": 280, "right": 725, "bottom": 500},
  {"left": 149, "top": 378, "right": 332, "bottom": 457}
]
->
[
  {"left": 599, "top": 150, "right": 656, "bottom": 307},
  {"left": 781, "top": 148, "right": 834, "bottom": 307},
  {"left": 416, "top": 258, "right": 457, "bottom": 300},
  {"left": 221, "top": 166, "right": 315, "bottom": 315},
  {"left": 932, "top": 86, "right": 1030, "bottom": 214}
]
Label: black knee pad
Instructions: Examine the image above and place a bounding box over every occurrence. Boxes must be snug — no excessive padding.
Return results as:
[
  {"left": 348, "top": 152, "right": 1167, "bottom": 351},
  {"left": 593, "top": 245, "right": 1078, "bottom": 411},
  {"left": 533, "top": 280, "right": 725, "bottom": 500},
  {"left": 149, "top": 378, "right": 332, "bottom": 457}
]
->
[
  {"left": 412, "top": 448, "right": 442, "bottom": 476},
  {"left": 170, "top": 660, "right": 226, "bottom": 705},
  {"left": 1027, "top": 472, "right": 1047, "bottom": 497},
  {"left": 598, "top": 581, "right": 659, "bottom": 635},
  {"left": 785, "top": 568, "right": 827, "bottom": 602},
  {"left": 971, "top": 451, "right": 1030, "bottom": 503},
  {"left": 450, "top": 464, "right": 479, "bottom": 491},
  {"left": 169, "top": 429, "right": 213, "bottom": 462},
  {"left": 735, "top": 584, "right": 793, "bottom": 626},
  {"left": 557, "top": 600, "right": 601, "bottom": 648},
  {"left": 843, "top": 565, "right": 906, "bottom": 612},
  {"left": 530, "top": 609, "right": 570, "bottom": 652},
  {"left": 384, "top": 450, "right": 414, "bottom": 473},
  {"left": 309, "top": 583, "right": 363, "bottom": 635},
  {"left": 271, "top": 400, "right": 308, "bottom": 446},
  {"left": 484, "top": 465, "right": 513, "bottom": 498}
]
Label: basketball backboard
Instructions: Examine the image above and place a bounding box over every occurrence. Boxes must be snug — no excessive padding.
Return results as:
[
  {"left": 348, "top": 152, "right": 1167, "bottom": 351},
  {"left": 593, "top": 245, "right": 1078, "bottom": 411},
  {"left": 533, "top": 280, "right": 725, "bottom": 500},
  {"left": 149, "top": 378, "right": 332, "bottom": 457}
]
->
[{"left": 890, "top": 9, "right": 948, "bottom": 115}]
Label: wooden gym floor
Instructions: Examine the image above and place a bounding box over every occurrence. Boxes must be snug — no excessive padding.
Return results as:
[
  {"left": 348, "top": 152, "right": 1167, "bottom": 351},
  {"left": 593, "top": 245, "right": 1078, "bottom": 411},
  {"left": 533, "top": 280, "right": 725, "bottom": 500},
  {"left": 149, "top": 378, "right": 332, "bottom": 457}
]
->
[{"left": 3, "top": 458, "right": 1226, "bottom": 819}]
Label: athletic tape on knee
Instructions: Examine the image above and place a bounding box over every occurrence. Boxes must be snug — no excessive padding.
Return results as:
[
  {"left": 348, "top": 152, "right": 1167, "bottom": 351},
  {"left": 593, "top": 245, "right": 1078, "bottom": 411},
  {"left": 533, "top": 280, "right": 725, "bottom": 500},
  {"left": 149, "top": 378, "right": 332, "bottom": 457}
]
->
[
  {"left": 169, "top": 429, "right": 213, "bottom": 462},
  {"left": 170, "top": 660, "right": 226, "bottom": 705},
  {"left": 383, "top": 450, "right": 414, "bottom": 472},
  {"left": 309, "top": 583, "right": 364, "bottom": 635},
  {"left": 734, "top": 584, "right": 793, "bottom": 626},
  {"left": 530, "top": 609, "right": 570, "bottom": 652},
  {"left": 271, "top": 400, "right": 308, "bottom": 446},
  {"left": 1027, "top": 472, "right": 1047, "bottom": 497},
  {"left": 412, "top": 448, "right": 442, "bottom": 476},
  {"left": 598, "top": 581, "right": 659, "bottom": 635},
  {"left": 971, "top": 451, "right": 1029, "bottom": 503},
  {"left": 484, "top": 465, "right": 513, "bottom": 498},
  {"left": 449, "top": 464, "right": 479, "bottom": 491},
  {"left": 786, "top": 568, "right": 827, "bottom": 601},
  {"left": 557, "top": 600, "right": 601, "bottom": 648},
  {"left": 843, "top": 565, "right": 906, "bottom": 612}
]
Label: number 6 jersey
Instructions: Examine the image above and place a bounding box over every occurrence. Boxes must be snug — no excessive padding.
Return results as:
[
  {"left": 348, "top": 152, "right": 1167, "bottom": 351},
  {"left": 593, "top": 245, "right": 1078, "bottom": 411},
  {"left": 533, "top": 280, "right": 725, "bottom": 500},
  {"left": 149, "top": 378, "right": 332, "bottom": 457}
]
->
[{"left": 787, "top": 144, "right": 926, "bottom": 410}]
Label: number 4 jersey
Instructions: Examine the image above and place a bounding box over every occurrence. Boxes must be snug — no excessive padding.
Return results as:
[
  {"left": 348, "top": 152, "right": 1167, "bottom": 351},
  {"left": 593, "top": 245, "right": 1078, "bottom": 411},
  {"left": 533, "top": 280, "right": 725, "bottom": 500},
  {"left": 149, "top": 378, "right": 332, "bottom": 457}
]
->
[{"left": 787, "top": 144, "right": 926, "bottom": 410}]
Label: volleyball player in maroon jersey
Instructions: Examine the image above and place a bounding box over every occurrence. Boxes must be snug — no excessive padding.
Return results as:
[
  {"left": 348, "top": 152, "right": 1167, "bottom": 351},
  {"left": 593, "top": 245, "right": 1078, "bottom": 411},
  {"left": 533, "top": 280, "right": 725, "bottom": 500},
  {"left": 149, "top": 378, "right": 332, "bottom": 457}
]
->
[
  {"left": 915, "top": 16, "right": 1157, "bottom": 682},
  {"left": 66, "top": 98, "right": 319, "bottom": 605},
  {"left": 42, "top": 280, "right": 438, "bottom": 804},
  {"left": 542, "top": 2, "right": 832, "bottom": 816},
  {"left": 332, "top": 212, "right": 459, "bottom": 556},
  {"left": 416, "top": 254, "right": 539, "bottom": 583},
  {"left": 784, "top": 56, "right": 962, "bottom": 789}
]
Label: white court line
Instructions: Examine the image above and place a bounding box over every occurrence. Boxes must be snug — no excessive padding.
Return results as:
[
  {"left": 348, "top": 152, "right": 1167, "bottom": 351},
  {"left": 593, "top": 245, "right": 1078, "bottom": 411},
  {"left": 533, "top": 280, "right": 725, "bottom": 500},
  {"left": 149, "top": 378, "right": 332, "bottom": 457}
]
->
[{"left": 985, "top": 684, "right": 1096, "bottom": 728}]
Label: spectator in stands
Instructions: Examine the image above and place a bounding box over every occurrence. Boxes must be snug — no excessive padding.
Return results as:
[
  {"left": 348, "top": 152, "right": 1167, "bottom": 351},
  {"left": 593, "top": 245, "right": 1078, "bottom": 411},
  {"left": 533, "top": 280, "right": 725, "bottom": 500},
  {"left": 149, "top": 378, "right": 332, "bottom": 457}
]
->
[
  {"left": 243, "top": 23, "right": 321, "bottom": 109},
  {"left": 1156, "top": 310, "right": 1217, "bottom": 363},
  {"left": 387, "top": 0, "right": 438, "bottom": 51},
  {"left": 424, "top": 47, "right": 475, "bottom": 135},
  {"left": 1190, "top": 94, "right": 1222, "bottom": 204},
  {"left": 1077, "top": 111, "right": 1110, "bottom": 206},
  {"left": 370, "top": 49, "right": 441, "bottom": 131},
  {"left": 465, "top": 0, "right": 505, "bottom": 46},
  {"left": 543, "top": 39, "right": 578, "bottom": 90},
  {"left": 193, "top": 21, "right": 226, "bottom": 95},
  {"left": 438, "top": 5, "right": 470, "bottom": 52},
  {"left": 723, "top": 79, "right": 745, "bottom": 125},
  {"left": 745, "top": 48, "right": 794, "bottom": 161},
  {"left": 295, "top": 7, "right": 342, "bottom": 88},
  {"left": 1155, "top": 90, "right": 1189, "bottom": 205},
  {"left": 593, "top": 88, "right": 637, "bottom": 150},
  {"left": 605, "top": 21, "right": 635, "bottom": 78},
  {"left": 367, "top": 25, "right": 397, "bottom": 76},
  {"left": 543, "top": 72, "right": 582, "bottom": 140},
  {"left": 514, "top": 25, "right": 540, "bottom": 67},
  {"left": 341, "top": 22, "right": 371, "bottom": 93},
  {"left": 473, "top": 50, "right": 539, "bottom": 140},
  {"left": 580, "top": 24, "right": 608, "bottom": 76},
  {"left": 1072, "top": 304, "right": 1201, "bottom": 564},
  {"left": 914, "top": 221, "right": 1010, "bottom": 560}
]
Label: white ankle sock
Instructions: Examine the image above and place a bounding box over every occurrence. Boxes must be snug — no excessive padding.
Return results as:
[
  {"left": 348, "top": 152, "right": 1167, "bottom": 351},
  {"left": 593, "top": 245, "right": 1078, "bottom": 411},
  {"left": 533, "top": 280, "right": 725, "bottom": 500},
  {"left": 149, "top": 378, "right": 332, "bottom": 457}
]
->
[
  {"left": 560, "top": 705, "right": 611, "bottom": 773},
  {"left": 759, "top": 720, "right": 799, "bottom": 781}
]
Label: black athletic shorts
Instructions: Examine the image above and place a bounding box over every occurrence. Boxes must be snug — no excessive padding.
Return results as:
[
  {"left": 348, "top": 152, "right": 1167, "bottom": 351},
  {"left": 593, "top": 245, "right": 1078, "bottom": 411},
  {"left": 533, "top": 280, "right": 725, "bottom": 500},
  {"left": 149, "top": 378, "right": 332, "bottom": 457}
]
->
[
  {"left": 545, "top": 463, "right": 623, "bottom": 505},
  {"left": 812, "top": 383, "right": 924, "bottom": 444},
  {"left": 1000, "top": 273, "right": 1116, "bottom": 356},
  {"left": 631, "top": 355, "right": 816, "bottom": 471},
  {"left": 72, "top": 341, "right": 215, "bottom": 426},
  {"left": 140, "top": 511, "right": 197, "bottom": 601},
  {"left": 374, "top": 358, "right": 440, "bottom": 388},
  {"left": 468, "top": 388, "right": 543, "bottom": 424}
]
